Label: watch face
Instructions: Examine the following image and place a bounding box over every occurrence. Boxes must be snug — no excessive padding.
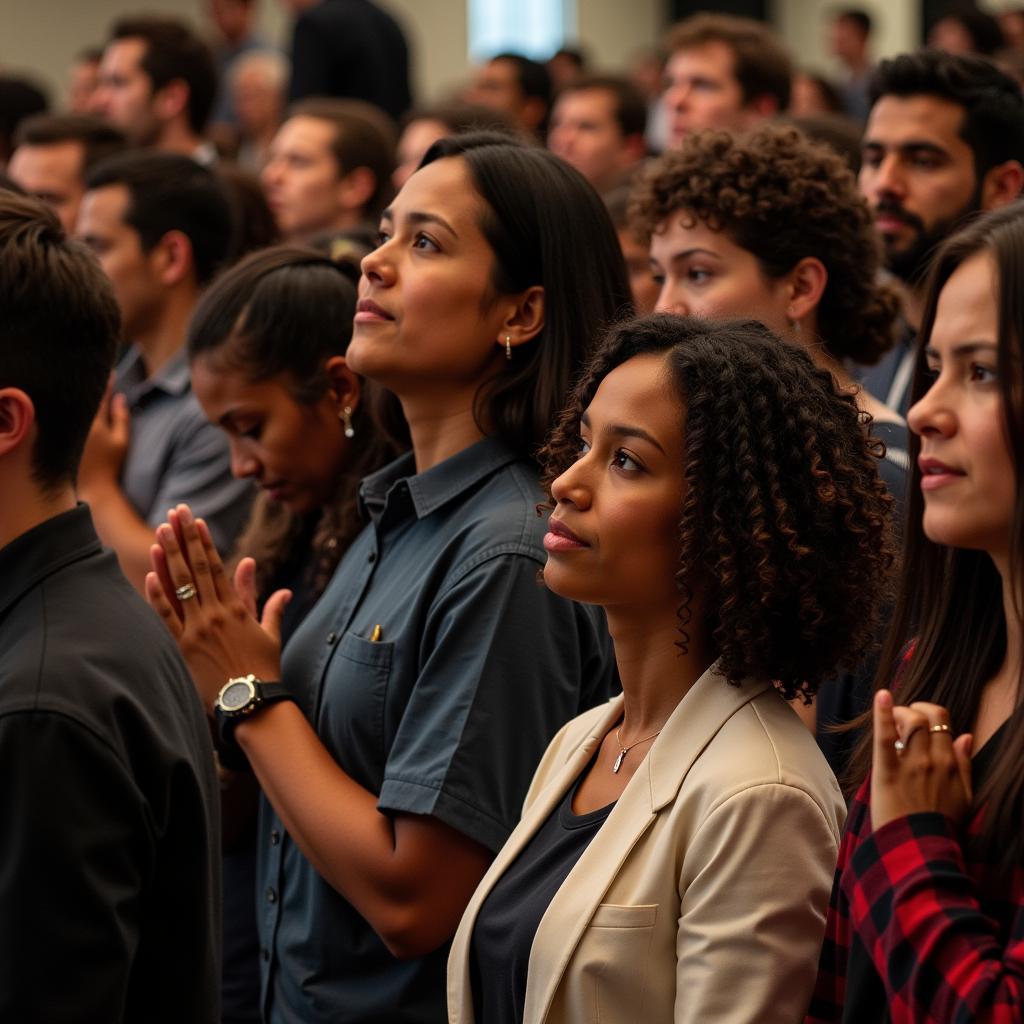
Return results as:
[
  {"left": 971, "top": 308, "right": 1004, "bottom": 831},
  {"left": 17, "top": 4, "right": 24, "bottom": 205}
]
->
[{"left": 220, "top": 678, "right": 256, "bottom": 713}]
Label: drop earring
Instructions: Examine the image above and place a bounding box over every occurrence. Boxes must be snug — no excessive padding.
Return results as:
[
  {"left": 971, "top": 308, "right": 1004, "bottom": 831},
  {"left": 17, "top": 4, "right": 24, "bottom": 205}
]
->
[
  {"left": 505, "top": 335, "right": 512, "bottom": 361},
  {"left": 341, "top": 406, "right": 355, "bottom": 439}
]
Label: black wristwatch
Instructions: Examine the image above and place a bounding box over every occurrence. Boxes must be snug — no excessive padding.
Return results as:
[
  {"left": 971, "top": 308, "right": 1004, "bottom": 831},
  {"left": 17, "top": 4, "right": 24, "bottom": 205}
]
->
[{"left": 214, "top": 674, "right": 293, "bottom": 766}]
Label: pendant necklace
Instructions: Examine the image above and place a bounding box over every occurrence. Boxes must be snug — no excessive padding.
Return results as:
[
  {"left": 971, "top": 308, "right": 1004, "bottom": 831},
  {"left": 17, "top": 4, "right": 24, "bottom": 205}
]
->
[{"left": 612, "top": 725, "right": 663, "bottom": 774}]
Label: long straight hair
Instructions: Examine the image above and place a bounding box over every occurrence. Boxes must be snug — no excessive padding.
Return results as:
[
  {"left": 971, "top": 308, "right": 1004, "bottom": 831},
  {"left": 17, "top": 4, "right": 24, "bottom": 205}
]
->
[
  {"left": 418, "top": 133, "right": 634, "bottom": 460},
  {"left": 849, "top": 202, "right": 1024, "bottom": 872}
]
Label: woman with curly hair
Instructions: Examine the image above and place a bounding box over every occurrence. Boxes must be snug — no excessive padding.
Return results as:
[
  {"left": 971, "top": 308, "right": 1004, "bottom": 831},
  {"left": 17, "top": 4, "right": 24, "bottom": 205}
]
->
[
  {"left": 631, "top": 124, "right": 907, "bottom": 494},
  {"left": 448, "top": 314, "right": 895, "bottom": 1024},
  {"left": 632, "top": 124, "right": 908, "bottom": 770},
  {"left": 807, "top": 204, "right": 1024, "bottom": 1023}
]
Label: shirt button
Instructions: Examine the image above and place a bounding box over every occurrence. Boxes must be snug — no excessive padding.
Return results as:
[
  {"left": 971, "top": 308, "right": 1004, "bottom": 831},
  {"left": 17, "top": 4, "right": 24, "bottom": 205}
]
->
[
  {"left": 260, "top": 946, "right": 270, "bottom": 962},
  {"left": 367, "top": 552, "right": 376, "bottom": 563},
  {"left": 266, "top": 887, "right": 277, "bottom": 904},
  {"left": 326, "top": 632, "right": 337, "bottom": 645},
  {"left": 270, "top": 829, "right": 281, "bottom": 845}
]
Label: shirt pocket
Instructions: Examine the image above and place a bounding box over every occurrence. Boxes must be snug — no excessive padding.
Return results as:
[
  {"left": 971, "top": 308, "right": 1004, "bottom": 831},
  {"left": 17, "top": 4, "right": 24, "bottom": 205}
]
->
[
  {"left": 562, "top": 903, "right": 660, "bottom": 1023},
  {"left": 318, "top": 631, "right": 395, "bottom": 790}
]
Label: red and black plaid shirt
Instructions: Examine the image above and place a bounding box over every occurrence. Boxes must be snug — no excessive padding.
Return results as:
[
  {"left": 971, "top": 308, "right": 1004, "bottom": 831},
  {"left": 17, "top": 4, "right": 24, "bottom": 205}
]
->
[{"left": 806, "top": 733, "right": 1024, "bottom": 1023}]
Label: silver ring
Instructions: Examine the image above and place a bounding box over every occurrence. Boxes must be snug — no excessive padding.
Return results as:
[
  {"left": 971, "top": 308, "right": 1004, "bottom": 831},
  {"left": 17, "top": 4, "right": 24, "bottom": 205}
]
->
[
  {"left": 893, "top": 725, "right": 923, "bottom": 754},
  {"left": 175, "top": 583, "right": 197, "bottom": 602}
]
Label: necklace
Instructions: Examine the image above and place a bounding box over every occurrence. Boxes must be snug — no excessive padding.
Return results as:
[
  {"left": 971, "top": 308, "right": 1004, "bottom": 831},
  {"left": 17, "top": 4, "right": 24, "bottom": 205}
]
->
[{"left": 612, "top": 725, "right": 662, "bottom": 774}]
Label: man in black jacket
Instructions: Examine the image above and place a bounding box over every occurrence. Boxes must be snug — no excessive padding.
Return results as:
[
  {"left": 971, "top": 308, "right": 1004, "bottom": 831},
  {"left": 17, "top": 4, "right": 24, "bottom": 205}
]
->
[
  {"left": 284, "top": 0, "right": 412, "bottom": 121},
  {"left": 0, "top": 192, "right": 221, "bottom": 1022}
]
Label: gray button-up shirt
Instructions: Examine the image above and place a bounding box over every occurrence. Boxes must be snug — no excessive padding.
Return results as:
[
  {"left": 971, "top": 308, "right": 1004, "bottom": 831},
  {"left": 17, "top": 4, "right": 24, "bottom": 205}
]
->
[
  {"left": 116, "top": 345, "right": 252, "bottom": 554},
  {"left": 258, "top": 437, "right": 618, "bottom": 1024}
]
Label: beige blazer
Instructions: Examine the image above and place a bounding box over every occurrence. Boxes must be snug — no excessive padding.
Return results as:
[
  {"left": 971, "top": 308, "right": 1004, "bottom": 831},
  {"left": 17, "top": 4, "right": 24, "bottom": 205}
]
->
[{"left": 448, "top": 664, "right": 846, "bottom": 1023}]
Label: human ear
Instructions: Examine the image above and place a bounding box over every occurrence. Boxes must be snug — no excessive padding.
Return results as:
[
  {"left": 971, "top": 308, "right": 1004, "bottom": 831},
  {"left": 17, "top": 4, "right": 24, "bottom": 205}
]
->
[
  {"left": 785, "top": 256, "right": 828, "bottom": 324},
  {"left": 499, "top": 285, "right": 546, "bottom": 353},
  {"left": 153, "top": 78, "right": 190, "bottom": 123},
  {"left": 324, "top": 355, "right": 362, "bottom": 413},
  {"left": 980, "top": 160, "right": 1024, "bottom": 211},
  {"left": 152, "top": 229, "right": 194, "bottom": 287},
  {"left": 337, "top": 166, "right": 377, "bottom": 215},
  {"left": 0, "top": 388, "right": 36, "bottom": 460}
]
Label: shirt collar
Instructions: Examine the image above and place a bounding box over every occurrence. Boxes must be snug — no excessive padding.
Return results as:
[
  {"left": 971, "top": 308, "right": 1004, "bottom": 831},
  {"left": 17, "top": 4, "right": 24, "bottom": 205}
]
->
[
  {"left": 359, "top": 436, "right": 521, "bottom": 521},
  {"left": 116, "top": 345, "right": 191, "bottom": 404},
  {"left": 0, "top": 504, "right": 103, "bottom": 621}
]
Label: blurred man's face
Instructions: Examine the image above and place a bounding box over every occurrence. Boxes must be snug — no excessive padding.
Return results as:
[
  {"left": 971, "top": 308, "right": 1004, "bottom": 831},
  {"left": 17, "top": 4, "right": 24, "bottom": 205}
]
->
[
  {"left": 232, "top": 64, "right": 283, "bottom": 137},
  {"left": 859, "top": 94, "right": 980, "bottom": 283},
  {"left": 663, "top": 41, "right": 749, "bottom": 147},
  {"left": 77, "top": 184, "right": 164, "bottom": 341},
  {"left": 261, "top": 115, "right": 347, "bottom": 238},
  {"left": 548, "top": 88, "right": 640, "bottom": 193},
  {"left": 91, "top": 38, "right": 161, "bottom": 146},
  {"left": 8, "top": 141, "right": 86, "bottom": 234},
  {"left": 829, "top": 18, "right": 867, "bottom": 65}
]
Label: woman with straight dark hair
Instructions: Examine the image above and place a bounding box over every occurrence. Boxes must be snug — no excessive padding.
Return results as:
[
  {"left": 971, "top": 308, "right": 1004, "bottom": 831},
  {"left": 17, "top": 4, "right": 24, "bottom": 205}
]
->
[
  {"left": 144, "top": 133, "right": 633, "bottom": 1023},
  {"left": 186, "top": 245, "right": 401, "bottom": 1024},
  {"left": 449, "top": 314, "right": 893, "bottom": 1023},
  {"left": 808, "top": 202, "right": 1024, "bottom": 1022}
]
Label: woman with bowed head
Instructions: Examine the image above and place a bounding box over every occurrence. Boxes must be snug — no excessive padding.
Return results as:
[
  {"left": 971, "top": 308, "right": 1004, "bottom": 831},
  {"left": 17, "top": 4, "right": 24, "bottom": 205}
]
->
[
  {"left": 449, "top": 314, "right": 895, "bottom": 1023},
  {"left": 185, "top": 246, "right": 402, "bottom": 1023},
  {"left": 807, "top": 203, "right": 1024, "bottom": 1023},
  {"left": 145, "top": 132, "right": 633, "bottom": 1023}
]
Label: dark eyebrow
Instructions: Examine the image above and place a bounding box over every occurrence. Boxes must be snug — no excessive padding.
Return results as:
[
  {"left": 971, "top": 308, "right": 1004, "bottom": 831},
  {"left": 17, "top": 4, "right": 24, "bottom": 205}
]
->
[
  {"left": 378, "top": 207, "right": 458, "bottom": 239},
  {"left": 668, "top": 247, "right": 718, "bottom": 263},
  {"left": 862, "top": 140, "right": 950, "bottom": 159},
  {"left": 581, "top": 411, "right": 666, "bottom": 454},
  {"left": 924, "top": 341, "right": 999, "bottom": 359}
]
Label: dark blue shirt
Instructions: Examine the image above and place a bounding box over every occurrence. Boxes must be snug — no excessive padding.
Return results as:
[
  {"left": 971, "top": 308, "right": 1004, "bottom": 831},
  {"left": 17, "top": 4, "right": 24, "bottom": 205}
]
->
[{"left": 257, "top": 438, "right": 618, "bottom": 1023}]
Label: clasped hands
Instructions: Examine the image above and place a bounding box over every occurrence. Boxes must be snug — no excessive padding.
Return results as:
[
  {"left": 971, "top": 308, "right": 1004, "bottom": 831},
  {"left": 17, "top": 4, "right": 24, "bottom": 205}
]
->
[
  {"left": 144, "top": 503, "right": 292, "bottom": 714},
  {"left": 870, "top": 689, "right": 974, "bottom": 833}
]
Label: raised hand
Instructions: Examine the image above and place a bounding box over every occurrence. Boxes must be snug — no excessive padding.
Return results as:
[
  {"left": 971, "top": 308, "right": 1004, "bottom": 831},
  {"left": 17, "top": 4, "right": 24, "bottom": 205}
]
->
[
  {"left": 870, "top": 689, "right": 974, "bottom": 833},
  {"left": 144, "top": 503, "right": 290, "bottom": 713}
]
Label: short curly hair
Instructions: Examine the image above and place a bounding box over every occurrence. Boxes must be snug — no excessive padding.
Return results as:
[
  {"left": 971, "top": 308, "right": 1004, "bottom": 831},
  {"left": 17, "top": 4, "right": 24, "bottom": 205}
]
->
[
  {"left": 630, "top": 125, "right": 900, "bottom": 365},
  {"left": 539, "top": 314, "right": 895, "bottom": 702}
]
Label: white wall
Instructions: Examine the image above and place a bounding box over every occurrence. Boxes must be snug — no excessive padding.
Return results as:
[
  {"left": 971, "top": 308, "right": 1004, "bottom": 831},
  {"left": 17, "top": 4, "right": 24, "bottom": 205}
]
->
[{"left": 774, "top": 0, "right": 920, "bottom": 77}]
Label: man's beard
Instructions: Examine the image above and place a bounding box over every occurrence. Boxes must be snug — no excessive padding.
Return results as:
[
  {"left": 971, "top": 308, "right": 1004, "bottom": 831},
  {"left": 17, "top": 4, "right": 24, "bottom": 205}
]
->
[{"left": 877, "top": 189, "right": 982, "bottom": 285}]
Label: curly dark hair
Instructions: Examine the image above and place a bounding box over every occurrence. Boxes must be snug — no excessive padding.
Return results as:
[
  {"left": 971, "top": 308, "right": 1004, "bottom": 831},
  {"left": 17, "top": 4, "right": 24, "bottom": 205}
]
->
[
  {"left": 539, "top": 314, "right": 895, "bottom": 701},
  {"left": 629, "top": 125, "right": 900, "bottom": 366}
]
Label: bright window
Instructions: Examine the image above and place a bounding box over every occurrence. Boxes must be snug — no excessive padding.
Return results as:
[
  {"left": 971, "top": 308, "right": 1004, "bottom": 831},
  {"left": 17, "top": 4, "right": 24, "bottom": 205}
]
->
[{"left": 468, "top": 0, "right": 577, "bottom": 61}]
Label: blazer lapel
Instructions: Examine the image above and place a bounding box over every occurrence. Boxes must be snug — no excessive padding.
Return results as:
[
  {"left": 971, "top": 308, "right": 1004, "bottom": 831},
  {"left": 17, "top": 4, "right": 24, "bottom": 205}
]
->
[
  {"left": 523, "top": 664, "right": 774, "bottom": 1023},
  {"left": 448, "top": 696, "right": 626, "bottom": 1023}
]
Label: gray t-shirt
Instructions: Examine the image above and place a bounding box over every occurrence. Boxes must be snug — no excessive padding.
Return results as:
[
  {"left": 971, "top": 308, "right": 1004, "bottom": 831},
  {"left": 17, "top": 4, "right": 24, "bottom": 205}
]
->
[
  {"left": 116, "top": 345, "right": 253, "bottom": 554},
  {"left": 257, "top": 437, "right": 619, "bottom": 1024}
]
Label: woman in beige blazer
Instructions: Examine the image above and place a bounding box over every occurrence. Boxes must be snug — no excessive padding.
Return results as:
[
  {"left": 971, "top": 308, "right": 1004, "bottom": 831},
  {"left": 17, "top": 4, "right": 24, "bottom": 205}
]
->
[{"left": 448, "top": 315, "right": 897, "bottom": 1023}]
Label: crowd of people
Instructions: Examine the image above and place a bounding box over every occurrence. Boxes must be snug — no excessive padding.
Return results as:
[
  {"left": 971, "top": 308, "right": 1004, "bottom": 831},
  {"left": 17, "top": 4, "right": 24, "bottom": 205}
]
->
[{"left": 1, "top": 2, "right": 1024, "bottom": 1022}]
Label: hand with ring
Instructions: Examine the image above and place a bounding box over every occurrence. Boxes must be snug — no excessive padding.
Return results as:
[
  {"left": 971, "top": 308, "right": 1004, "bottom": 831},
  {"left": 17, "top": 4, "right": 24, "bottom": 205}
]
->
[
  {"left": 869, "top": 689, "right": 974, "bottom": 833},
  {"left": 144, "top": 504, "right": 291, "bottom": 715}
]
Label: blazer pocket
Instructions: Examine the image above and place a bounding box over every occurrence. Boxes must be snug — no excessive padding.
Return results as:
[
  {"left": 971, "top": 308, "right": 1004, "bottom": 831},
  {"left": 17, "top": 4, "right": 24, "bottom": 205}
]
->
[{"left": 590, "top": 903, "right": 658, "bottom": 929}]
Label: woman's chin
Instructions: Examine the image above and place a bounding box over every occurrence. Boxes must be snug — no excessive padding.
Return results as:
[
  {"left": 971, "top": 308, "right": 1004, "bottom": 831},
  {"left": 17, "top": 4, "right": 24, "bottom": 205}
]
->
[{"left": 542, "top": 559, "right": 601, "bottom": 605}]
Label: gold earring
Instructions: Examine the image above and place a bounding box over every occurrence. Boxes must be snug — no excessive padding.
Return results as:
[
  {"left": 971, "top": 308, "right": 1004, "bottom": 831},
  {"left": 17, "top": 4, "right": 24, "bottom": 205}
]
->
[
  {"left": 505, "top": 335, "right": 512, "bottom": 361},
  {"left": 341, "top": 406, "right": 355, "bottom": 439}
]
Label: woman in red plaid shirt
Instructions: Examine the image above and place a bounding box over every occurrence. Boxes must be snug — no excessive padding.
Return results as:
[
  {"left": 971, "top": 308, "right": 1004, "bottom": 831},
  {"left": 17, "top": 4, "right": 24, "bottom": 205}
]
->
[{"left": 807, "top": 202, "right": 1024, "bottom": 1023}]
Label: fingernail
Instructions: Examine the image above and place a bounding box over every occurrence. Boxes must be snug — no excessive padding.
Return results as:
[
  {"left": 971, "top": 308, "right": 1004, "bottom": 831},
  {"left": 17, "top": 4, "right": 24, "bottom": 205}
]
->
[
  {"left": 159, "top": 524, "right": 173, "bottom": 541},
  {"left": 180, "top": 506, "right": 193, "bottom": 525},
  {"left": 876, "top": 689, "right": 892, "bottom": 708}
]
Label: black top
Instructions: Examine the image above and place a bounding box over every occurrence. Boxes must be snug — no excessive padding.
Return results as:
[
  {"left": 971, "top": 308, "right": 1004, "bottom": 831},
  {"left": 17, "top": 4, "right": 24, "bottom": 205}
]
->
[
  {"left": 470, "top": 763, "right": 615, "bottom": 1024},
  {"left": 287, "top": 0, "right": 412, "bottom": 120},
  {"left": 0, "top": 504, "right": 221, "bottom": 1023},
  {"left": 840, "top": 720, "right": 1008, "bottom": 1024},
  {"left": 257, "top": 438, "right": 618, "bottom": 1023}
]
